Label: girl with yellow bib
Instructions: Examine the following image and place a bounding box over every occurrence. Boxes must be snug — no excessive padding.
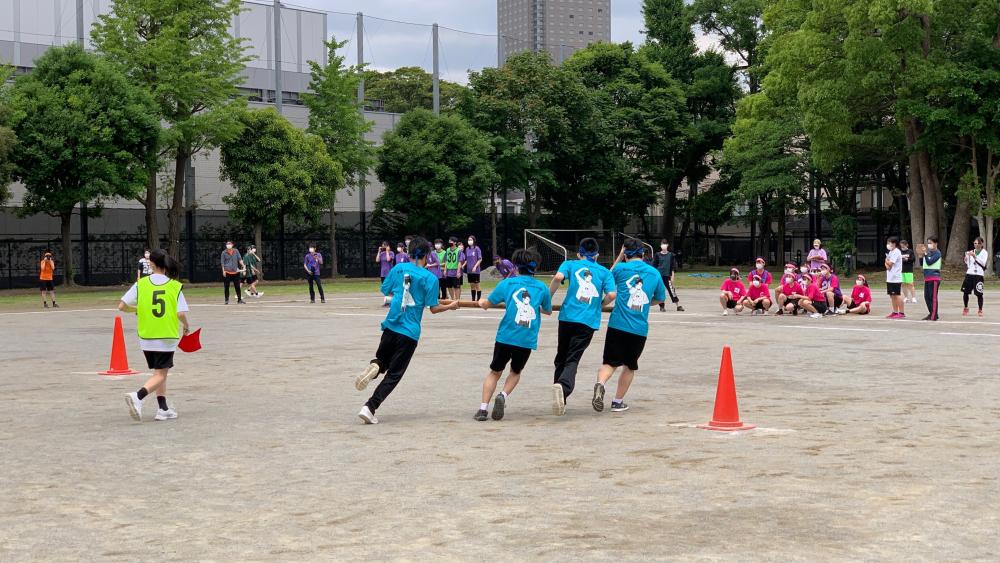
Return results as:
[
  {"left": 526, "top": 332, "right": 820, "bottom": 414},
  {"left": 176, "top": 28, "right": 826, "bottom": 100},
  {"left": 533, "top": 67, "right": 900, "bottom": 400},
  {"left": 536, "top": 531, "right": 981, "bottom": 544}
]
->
[{"left": 119, "top": 250, "right": 190, "bottom": 422}]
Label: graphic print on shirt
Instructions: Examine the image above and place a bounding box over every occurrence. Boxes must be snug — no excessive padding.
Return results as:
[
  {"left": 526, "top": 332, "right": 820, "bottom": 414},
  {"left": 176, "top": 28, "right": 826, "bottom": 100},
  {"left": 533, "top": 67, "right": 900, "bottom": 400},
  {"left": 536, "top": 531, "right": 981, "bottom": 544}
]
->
[
  {"left": 512, "top": 288, "right": 536, "bottom": 328},
  {"left": 626, "top": 275, "right": 649, "bottom": 311},
  {"left": 575, "top": 268, "right": 600, "bottom": 304},
  {"left": 401, "top": 274, "right": 416, "bottom": 310}
]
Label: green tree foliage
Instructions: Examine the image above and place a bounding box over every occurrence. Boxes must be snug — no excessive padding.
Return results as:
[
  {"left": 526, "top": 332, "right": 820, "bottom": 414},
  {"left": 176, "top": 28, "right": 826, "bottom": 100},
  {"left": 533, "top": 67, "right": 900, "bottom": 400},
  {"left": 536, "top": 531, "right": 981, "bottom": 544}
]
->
[
  {"left": 374, "top": 109, "right": 496, "bottom": 234},
  {"left": 92, "top": 0, "right": 249, "bottom": 256},
  {"left": 221, "top": 108, "right": 343, "bottom": 271},
  {"left": 363, "top": 67, "right": 467, "bottom": 114},
  {"left": 304, "top": 39, "right": 376, "bottom": 277},
  {"left": 0, "top": 66, "right": 17, "bottom": 206},
  {"left": 10, "top": 45, "right": 160, "bottom": 285},
  {"left": 691, "top": 0, "right": 768, "bottom": 93}
]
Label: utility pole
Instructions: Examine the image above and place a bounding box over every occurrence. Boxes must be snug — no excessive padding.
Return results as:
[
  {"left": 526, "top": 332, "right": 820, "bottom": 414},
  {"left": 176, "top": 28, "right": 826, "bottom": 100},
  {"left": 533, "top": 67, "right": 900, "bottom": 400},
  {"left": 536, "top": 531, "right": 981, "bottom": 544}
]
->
[
  {"left": 77, "top": 0, "right": 90, "bottom": 284},
  {"left": 357, "top": 12, "right": 368, "bottom": 276},
  {"left": 274, "top": 0, "right": 283, "bottom": 114},
  {"left": 432, "top": 23, "right": 440, "bottom": 115}
]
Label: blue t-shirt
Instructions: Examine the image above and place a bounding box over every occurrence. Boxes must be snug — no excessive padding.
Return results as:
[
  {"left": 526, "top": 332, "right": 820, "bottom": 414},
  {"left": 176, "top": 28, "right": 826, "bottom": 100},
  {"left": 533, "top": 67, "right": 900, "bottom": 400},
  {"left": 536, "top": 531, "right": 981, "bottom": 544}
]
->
[
  {"left": 487, "top": 275, "right": 552, "bottom": 350},
  {"left": 557, "top": 259, "right": 615, "bottom": 330},
  {"left": 608, "top": 260, "right": 666, "bottom": 337},
  {"left": 380, "top": 263, "right": 439, "bottom": 341}
]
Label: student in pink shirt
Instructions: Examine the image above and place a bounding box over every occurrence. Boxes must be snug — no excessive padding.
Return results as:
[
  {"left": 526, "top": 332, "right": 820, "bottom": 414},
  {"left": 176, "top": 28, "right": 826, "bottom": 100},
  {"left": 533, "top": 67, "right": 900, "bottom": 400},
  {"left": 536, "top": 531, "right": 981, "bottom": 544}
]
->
[
  {"left": 775, "top": 272, "right": 799, "bottom": 315},
  {"left": 746, "top": 257, "right": 772, "bottom": 287},
  {"left": 844, "top": 274, "right": 873, "bottom": 315},
  {"left": 743, "top": 273, "right": 772, "bottom": 315},
  {"left": 797, "top": 273, "right": 828, "bottom": 318},
  {"left": 818, "top": 264, "right": 844, "bottom": 314},
  {"left": 719, "top": 268, "right": 747, "bottom": 316}
]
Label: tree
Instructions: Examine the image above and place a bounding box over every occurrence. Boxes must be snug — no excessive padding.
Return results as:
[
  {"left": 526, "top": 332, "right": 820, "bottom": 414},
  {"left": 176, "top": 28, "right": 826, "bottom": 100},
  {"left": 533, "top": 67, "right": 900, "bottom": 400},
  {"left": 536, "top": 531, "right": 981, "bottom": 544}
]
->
[
  {"left": 363, "top": 67, "right": 467, "bottom": 114},
  {"left": 375, "top": 109, "right": 496, "bottom": 235},
  {"left": 10, "top": 45, "right": 160, "bottom": 286},
  {"left": 0, "top": 66, "right": 17, "bottom": 206},
  {"left": 304, "top": 39, "right": 376, "bottom": 278},
  {"left": 690, "top": 178, "right": 735, "bottom": 265},
  {"left": 92, "top": 0, "right": 248, "bottom": 256},
  {"left": 220, "top": 108, "right": 343, "bottom": 272},
  {"left": 691, "top": 0, "right": 768, "bottom": 93}
]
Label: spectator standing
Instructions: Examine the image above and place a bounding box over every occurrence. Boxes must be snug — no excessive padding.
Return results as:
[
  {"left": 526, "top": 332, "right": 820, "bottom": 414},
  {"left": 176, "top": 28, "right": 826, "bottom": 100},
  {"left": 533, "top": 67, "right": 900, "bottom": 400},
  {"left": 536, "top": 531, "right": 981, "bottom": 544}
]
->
[
  {"left": 220, "top": 241, "right": 245, "bottom": 305},
  {"left": 304, "top": 244, "right": 325, "bottom": 304}
]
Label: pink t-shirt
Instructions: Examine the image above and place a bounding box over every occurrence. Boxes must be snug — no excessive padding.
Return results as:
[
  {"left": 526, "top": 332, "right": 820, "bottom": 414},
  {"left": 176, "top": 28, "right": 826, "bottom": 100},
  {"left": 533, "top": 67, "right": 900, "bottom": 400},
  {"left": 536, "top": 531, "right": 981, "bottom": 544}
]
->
[
  {"left": 747, "top": 284, "right": 770, "bottom": 300},
  {"left": 850, "top": 285, "right": 871, "bottom": 305},
  {"left": 721, "top": 279, "right": 746, "bottom": 299},
  {"left": 780, "top": 279, "right": 798, "bottom": 296},
  {"left": 805, "top": 284, "right": 825, "bottom": 302}
]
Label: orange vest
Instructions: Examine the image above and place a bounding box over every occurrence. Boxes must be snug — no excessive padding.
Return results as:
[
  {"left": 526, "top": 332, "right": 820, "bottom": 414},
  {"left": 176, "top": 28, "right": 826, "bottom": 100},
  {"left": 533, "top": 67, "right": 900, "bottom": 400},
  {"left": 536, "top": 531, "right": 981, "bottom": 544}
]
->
[{"left": 39, "top": 259, "right": 54, "bottom": 281}]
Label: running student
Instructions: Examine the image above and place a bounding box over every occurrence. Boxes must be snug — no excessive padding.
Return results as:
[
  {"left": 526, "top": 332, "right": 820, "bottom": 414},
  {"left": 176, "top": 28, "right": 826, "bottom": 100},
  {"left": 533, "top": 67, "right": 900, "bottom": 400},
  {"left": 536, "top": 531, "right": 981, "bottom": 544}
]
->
[
  {"left": 885, "top": 237, "right": 905, "bottom": 318},
  {"left": 653, "top": 240, "right": 684, "bottom": 311},
  {"left": 243, "top": 244, "right": 262, "bottom": 298},
  {"left": 355, "top": 237, "right": 459, "bottom": 424},
  {"left": 475, "top": 249, "right": 553, "bottom": 421},
  {"left": 548, "top": 238, "right": 616, "bottom": 416},
  {"left": 121, "top": 250, "right": 190, "bottom": 422},
  {"left": 844, "top": 275, "right": 872, "bottom": 314},
  {"left": 592, "top": 239, "right": 665, "bottom": 413},
  {"left": 899, "top": 240, "right": 917, "bottom": 303},
  {"left": 221, "top": 241, "right": 245, "bottom": 305},
  {"left": 719, "top": 268, "right": 747, "bottom": 315},
  {"left": 137, "top": 248, "right": 153, "bottom": 280},
  {"left": 466, "top": 236, "right": 484, "bottom": 302},
  {"left": 743, "top": 274, "right": 771, "bottom": 315},
  {"left": 426, "top": 239, "right": 446, "bottom": 300},
  {"left": 962, "top": 237, "right": 987, "bottom": 317},
  {"left": 919, "top": 237, "right": 942, "bottom": 321},
  {"left": 39, "top": 250, "right": 58, "bottom": 308}
]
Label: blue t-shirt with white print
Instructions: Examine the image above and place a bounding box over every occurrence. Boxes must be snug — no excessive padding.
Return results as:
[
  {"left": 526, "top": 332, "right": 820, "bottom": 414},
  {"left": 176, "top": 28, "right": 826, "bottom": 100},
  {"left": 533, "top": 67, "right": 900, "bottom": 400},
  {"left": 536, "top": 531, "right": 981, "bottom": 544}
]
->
[
  {"left": 557, "top": 259, "right": 615, "bottom": 330},
  {"left": 380, "top": 262, "right": 439, "bottom": 341},
  {"left": 608, "top": 259, "right": 666, "bottom": 337},
  {"left": 488, "top": 275, "right": 552, "bottom": 350}
]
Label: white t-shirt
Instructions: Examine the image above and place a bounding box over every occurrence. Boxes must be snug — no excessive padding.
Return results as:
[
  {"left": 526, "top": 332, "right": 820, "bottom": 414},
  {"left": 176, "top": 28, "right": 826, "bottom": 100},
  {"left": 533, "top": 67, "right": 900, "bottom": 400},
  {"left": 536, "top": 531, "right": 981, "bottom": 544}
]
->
[
  {"left": 886, "top": 248, "right": 903, "bottom": 283},
  {"left": 121, "top": 274, "right": 189, "bottom": 352},
  {"left": 965, "top": 249, "right": 988, "bottom": 276}
]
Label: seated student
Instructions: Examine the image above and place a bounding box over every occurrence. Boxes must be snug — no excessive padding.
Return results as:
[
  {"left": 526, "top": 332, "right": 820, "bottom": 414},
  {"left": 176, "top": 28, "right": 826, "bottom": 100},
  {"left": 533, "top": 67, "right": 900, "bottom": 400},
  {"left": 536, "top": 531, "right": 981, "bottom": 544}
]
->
[
  {"left": 796, "top": 262, "right": 810, "bottom": 280},
  {"left": 794, "top": 273, "right": 827, "bottom": 319},
  {"left": 782, "top": 273, "right": 814, "bottom": 316},
  {"left": 719, "top": 268, "right": 747, "bottom": 316},
  {"left": 747, "top": 258, "right": 772, "bottom": 287},
  {"left": 844, "top": 274, "right": 873, "bottom": 314},
  {"left": 818, "top": 264, "right": 844, "bottom": 315},
  {"left": 743, "top": 274, "right": 772, "bottom": 315},
  {"left": 775, "top": 271, "right": 799, "bottom": 315}
]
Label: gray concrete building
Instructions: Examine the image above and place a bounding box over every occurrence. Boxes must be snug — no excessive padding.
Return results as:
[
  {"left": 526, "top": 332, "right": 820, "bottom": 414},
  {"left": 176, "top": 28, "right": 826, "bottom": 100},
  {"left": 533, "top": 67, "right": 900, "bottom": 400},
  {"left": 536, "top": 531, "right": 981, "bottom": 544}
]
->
[{"left": 498, "top": 0, "right": 611, "bottom": 64}]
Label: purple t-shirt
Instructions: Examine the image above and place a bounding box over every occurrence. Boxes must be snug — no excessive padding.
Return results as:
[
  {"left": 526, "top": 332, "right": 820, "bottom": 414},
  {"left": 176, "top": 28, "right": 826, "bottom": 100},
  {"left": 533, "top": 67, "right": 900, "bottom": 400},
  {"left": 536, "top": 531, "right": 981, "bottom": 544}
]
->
[
  {"left": 496, "top": 259, "right": 516, "bottom": 278},
  {"left": 304, "top": 252, "right": 323, "bottom": 275},
  {"left": 465, "top": 246, "right": 483, "bottom": 274},
  {"left": 395, "top": 251, "right": 410, "bottom": 265},
  {"left": 378, "top": 250, "right": 395, "bottom": 278},
  {"left": 426, "top": 250, "right": 443, "bottom": 278},
  {"left": 807, "top": 248, "right": 827, "bottom": 270}
]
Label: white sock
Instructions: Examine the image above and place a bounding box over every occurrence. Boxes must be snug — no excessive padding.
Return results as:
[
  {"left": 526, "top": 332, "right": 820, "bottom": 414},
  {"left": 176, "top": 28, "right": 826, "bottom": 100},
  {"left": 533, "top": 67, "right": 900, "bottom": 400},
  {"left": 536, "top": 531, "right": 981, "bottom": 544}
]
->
[
  {"left": 501, "top": 391, "right": 508, "bottom": 400},
  {"left": 480, "top": 403, "right": 488, "bottom": 410}
]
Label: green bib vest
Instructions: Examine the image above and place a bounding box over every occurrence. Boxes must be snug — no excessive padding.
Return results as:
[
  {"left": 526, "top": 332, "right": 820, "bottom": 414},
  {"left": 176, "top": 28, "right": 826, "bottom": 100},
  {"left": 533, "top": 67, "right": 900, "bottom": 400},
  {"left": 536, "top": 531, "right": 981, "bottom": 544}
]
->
[
  {"left": 136, "top": 276, "right": 183, "bottom": 339},
  {"left": 445, "top": 248, "right": 460, "bottom": 270},
  {"left": 923, "top": 256, "right": 942, "bottom": 270}
]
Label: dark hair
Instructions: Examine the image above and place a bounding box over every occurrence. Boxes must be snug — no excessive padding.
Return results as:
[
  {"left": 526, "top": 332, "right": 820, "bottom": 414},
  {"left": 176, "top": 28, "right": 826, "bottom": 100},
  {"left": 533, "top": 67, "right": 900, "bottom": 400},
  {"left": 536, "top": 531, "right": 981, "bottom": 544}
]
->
[
  {"left": 926, "top": 236, "right": 938, "bottom": 244},
  {"left": 381, "top": 240, "right": 390, "bottom": 247},
  {"left": 975, "top": 237, "right": 985, "bottom": 244},
  {"left": 900, "top": 240, "right": 909, "bottom": 246},
  {"left": 511, "top": 248, "right": 539, "bottom": 275},
  {"left": 408, "top": 236, "right": 431, "bottom": 261},
  {"left": 579, "top": 237, "right": 599, "bottom": 255},
  {"left": 623, "top": 238, "right": 644, "bottom": 257},
  {"left": 449, "top": 236, "right": 458, "bottom": 244},
  {"left": 888, "top": 236, "right": 899, "bottom": 246},
  {"left": 434, "top": 238, "right": 443, "bottom": 244},
  {"left": 660, "top": 239, "right": 669, "bottom": 245},
  {"left": 468, "top": 235, "right": 477, "bottom": 244},
  {"left": 149, "top": 249, "right": 180, "bottom": 280},
  {"left": 396, "top": 242, "right": 405, "bottom": 248}
]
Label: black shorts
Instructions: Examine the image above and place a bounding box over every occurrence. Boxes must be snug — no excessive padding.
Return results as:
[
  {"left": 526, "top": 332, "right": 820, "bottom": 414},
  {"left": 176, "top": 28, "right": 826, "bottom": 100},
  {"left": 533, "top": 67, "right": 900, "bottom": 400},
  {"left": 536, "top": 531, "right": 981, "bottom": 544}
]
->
[
  {"left": 444, "top": 276, "right": 460, "bottom": 288},
  {"left": 39, "top": 280, "right": 54, "bottom": 291},
  {"left": 602, "top": 326, "right": 647, "bottom": 371},
  {"left": 726, "top": 299, "right": 738, "bottom": 309},
  {"left": 814, "top": 301, "right": 828, "bottom": 314},
  {"left": 962, "top": 274, "right": 984, "bottom": 294},
  {"left": 143, "top": 351, "right": 175, "bottom": 370},
  {"left": 467, "top": 273, "right": 481, "bottom": 284},
  {"left": 886, "top": 282, "right": 902, "bottom": 296},
  {"left": 490, "top": 342, "right": 532, "bottom": 374},
  {"left": 784, "top": 297, "right": 800, "bottom": 308},
  {"left": 752, "top": 300, "right": 766, "bottom": 310},
  {"left": 244, "top": 275, "right": 257, "bottom": 284},
  {"left": 380, "top": 276, "right": 386, "bottom": 283},
  {"left": 832, "top": 294, "right": 843, "bottom": 308}
]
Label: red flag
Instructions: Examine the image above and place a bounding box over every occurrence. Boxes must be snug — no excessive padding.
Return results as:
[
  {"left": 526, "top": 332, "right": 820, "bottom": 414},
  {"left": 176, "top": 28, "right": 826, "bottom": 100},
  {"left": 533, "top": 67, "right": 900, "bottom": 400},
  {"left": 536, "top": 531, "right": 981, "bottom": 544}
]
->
[{"left": 178, "top": 328, "right": 202, "bottom": 353}]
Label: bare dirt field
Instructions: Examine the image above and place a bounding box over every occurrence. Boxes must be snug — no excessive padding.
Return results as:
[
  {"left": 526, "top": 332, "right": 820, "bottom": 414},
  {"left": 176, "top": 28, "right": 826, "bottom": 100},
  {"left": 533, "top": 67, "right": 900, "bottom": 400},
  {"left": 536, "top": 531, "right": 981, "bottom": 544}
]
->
[{"left": 1, "top": 287, "right": 998, "bottom": 561}]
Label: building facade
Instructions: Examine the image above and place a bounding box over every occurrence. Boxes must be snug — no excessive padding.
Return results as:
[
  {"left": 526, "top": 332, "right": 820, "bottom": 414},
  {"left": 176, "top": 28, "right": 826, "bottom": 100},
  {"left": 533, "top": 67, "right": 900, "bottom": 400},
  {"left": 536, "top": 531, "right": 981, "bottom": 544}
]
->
[{"left": 498, "top": 0, "right": 611, "bottom": 64}]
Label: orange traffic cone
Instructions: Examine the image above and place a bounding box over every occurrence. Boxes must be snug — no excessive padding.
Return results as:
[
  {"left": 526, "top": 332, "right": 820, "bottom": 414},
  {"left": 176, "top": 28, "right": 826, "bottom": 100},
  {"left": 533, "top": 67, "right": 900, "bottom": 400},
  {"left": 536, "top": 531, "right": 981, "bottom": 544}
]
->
[
  {"left": 697, "top": 346, "right": 755, "bottom": 432},
  {"left": 98, "top": 315, "right": 139, "bottom": 376}
]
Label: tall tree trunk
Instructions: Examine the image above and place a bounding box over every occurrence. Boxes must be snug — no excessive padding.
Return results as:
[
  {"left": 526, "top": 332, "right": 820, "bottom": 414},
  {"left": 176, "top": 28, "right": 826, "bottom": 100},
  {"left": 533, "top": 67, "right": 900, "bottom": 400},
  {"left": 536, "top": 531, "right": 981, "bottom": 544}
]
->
[
  {"left": 168, "top": 150, "right": 189, "bottom": 260},
  {"left": 145, "top": 170, "right": 159, "bottom": 249},
  {"left": 776, "top": 203, "right": 786, "bottom": 265},
  {"left": 328, "top": 200, "right": 339, "bottom": 279},
  {"left": 946, "top": 198, "right": 972, "bottom": 266},
  {"left": 986, "top": 147, "right": 1000, "bottom": 275},
  {"left": 904, "top": 121, "right": 925, "bottom": 246},
  {"left": 713, "top": 226, "right": 720, "bottom": 267},
  {"left": 661, "top": 179, "right": 681, "bottom": 241},
  {"left": 254, "top": 222, "right": 264, "bottom": 279},
  {"left": 490, "top": 188, "right": 499, "bottom": 260},
  {"left": 60, "top": 210, "right": 75, "bottom": 287}
]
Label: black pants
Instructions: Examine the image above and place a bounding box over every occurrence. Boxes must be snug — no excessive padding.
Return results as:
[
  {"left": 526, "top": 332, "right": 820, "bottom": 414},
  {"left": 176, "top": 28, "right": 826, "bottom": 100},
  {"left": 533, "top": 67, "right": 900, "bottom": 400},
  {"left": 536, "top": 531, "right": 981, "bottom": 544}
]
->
[
  {"left": 665, "top": 276, "right": 679, "bottom": 303},
  {"left": 307, "top": 274, "right": 325, "bottom": 301},
  {"left": 438, "top": 278, "right": 447, "bottom": 300},
  {"left": 962, "top": 274, "right": 984, "bottom": 310},
  {"left": 924, "top": 279, "right": 940, "bottom": 320},
  {"left": 553, "top": 321, "right": 595, "bottom": 399},
  {"left": 223, "top": 275, "right": 241, "bottom": 302},
  {"left": 365, "top": 329, "right": 419, "bottom": 412}
]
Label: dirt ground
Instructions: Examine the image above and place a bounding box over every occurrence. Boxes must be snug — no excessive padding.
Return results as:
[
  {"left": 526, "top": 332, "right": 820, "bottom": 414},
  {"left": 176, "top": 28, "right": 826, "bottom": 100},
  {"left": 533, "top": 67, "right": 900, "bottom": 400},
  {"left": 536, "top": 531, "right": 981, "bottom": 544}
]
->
[{"left": 1, "top": 287, "right": 998, "bottom": 561}]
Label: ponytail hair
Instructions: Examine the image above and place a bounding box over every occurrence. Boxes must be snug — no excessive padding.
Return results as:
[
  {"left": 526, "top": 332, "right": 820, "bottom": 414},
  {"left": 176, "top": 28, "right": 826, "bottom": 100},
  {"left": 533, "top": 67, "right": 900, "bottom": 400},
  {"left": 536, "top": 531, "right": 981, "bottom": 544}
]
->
[{"left": 149, "top": 249, "right": 180, "bottom": 280}]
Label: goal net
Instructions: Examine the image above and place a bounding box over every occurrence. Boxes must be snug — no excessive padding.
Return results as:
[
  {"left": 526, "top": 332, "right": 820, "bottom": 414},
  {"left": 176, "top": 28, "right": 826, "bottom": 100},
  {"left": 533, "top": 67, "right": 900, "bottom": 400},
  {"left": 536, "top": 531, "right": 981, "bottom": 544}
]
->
[{"left": 523, "top": 229, "right": 616, "bottom": 272}]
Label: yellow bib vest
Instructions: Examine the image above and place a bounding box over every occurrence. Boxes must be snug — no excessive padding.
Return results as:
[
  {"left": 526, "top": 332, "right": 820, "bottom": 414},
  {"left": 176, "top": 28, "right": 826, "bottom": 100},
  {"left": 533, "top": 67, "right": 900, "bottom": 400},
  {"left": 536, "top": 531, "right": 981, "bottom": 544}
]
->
[{"left": 136, "top": 276, "right": 182, "bottom": 339}]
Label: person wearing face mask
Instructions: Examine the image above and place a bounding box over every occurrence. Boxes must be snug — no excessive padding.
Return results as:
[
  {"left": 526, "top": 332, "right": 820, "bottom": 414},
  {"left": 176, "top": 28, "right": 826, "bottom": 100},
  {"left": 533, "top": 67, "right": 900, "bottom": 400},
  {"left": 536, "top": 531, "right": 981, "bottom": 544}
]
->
[
  {"left": 719, "top": 268, "right": 747, "bottom": 315},
  {"left": 795, "top": 273, "right": 827, "bottom": 318},
  {"left": 747, "top": 257, "right": 772, "bottom": 287},
  {"left": 797, "top": 263, "right": 809, "bottom": 281},
  {"left": 884, "top": 236, "right": 905, "bottom": 318},
  {"left": 776, "top": 271, "right": 800, "bottom": 315},
  {"left": 818, "top": 264, "right": 843, "bottom": 315},
  {"left": 456, "top": 242, "right": 468, "bottom": 299},
  {"left": 962, "top": 236, "right": 987, "bottom": 317},
  {"left": 918, "top": 236, "right": 942, "bottom": 321},
  {"left": 653, "top": 239, "right": 684, "bottom": 312},
  {"left": 303, "top": 244, "right": 325, "bottom": 304},
  {"left": 443, "top": 237, "right": 464, "bottom": 300},
  {"left": 465, "top": 236, "right": 484, "bottom": 301},
  {"left": 743, "top": 273, "right": 772, "bottom": 315},
  {"left": 137, "top": 248, "right": 153, "bottom": 281},
  {"left": 39, "top": 250, "right": 58, "bottom": 308},
  {"left": 494, "top": 255, "right": 517, "bottom": 279},
  {"left": 843, "top": 275, "right": 872, "bottom": 314},
  {"left": 426, "top": 239, "right": 446, "bottom": 300},
  {"left": 899, "top": 240, "right": 917, "bottom": 304},
  {"left": 807, "top": 239, "right": 827, "bottom": 271},
  {"left": 220, "top": 241, "right": 245, "bottom": 305},
  {"left": 242, "top": 245, "right": 262, "bottom": 298},
  {"left": 394, "top": 242, "right": 410, "bottom": 266}
]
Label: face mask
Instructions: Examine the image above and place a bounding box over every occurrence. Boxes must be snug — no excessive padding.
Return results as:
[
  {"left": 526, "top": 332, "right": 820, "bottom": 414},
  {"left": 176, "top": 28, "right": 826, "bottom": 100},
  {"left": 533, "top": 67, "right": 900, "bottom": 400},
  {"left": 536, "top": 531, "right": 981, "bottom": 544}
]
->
[
  {"left": 468, "top": 240, "right": 474, "bottom": 246},
  {"left": 814, "top": 245, "right": 820, "bottom": 249},
  {"left": 784, "top": 276, "right": 793, "bottom": 284},
  {"left": 144, "top": 252, "right": 150, "bottom": 259},
  {"left": 660, "top": 244, "right": 668, "bottom": 250},
  {"left": 434, "top": 243, "right": 442, "bottom": 250},
  {"left": 800, "top": 267, "right": 808, "bottom": 273},
  {"left": 752, "top": 280, "right": 760, "bottom": 287},
  {"left": 756, "top": 263, "right": 764, "bottom": 269},
  {"left": 226, "top": 245, "right": 233, "bottom": 250},
  {"left": 730, "top": 275, "right": 738, "bottom": 280},
  {"left": 856, "top": 280, "right": 863, "bottom": 286},
  {"left": 886, "top": 244, "right": 892, "bottom": 251},
  {"left": 309, "top": 248, "right": 316, "bottom": 253}
]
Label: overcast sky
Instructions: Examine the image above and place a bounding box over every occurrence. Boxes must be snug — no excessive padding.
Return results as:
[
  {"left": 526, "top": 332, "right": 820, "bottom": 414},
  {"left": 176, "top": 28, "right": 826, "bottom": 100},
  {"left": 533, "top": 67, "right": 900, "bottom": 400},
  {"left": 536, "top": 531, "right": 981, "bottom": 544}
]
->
[{"left": 274, "top": 0, "right": 717, "bottom": 83}]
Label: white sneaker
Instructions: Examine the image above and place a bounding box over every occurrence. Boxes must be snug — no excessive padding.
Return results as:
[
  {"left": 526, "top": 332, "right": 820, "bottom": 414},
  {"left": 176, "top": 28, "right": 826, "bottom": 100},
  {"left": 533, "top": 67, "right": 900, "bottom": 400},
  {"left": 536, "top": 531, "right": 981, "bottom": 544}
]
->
[
  {"left": 552, "top": 383, "right": 566, "bottom": 416},
  {"left": 154, "top": 408, "right": 177, "bottom": 421},
  {"left": 255, "top": 291, "right": 263, "bottom": 298},
  {"left": 355, "top": 362, "right": 380, "bottom": 391},
  {"left": 125, "top": 392, "right": 142, "bottom": 422},
  {"left": 245, "top": 289, "right": 252, "bottom": 297},
  {"left": 722, "top": 310, "right": 729, "bottom": 316},
  {"left": 358, "top": 406, "right": 379, "bottom": 424},
  {"left": 810, "top": 312, "right": 823, "bottom": 319}
]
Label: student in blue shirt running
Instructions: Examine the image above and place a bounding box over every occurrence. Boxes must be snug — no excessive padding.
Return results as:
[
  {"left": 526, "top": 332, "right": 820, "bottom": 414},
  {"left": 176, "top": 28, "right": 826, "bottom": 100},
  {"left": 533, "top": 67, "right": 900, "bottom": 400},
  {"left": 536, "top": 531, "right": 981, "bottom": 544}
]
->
[
  {"left": 355, "top": 237, "right": 459, "bottom": 425},
  {"left": 593, "top": 239, "right": 666, "bottom": 413},
  {"left": 547, "top": 238, "right": 616, "bottom": 416},
  {"left": 474, "top": 248, "right": 553, "bottom": 421}
]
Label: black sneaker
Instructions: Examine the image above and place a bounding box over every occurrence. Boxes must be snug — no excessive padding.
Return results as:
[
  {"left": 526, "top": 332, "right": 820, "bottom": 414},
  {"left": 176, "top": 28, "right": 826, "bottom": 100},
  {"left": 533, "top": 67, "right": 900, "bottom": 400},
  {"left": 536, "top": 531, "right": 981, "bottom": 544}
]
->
[
  {"left": 823, "top": 309, "right": 834, "bottom": 316},
  {"left": 676, "top": 305, "right": 684, "bottom": 311},
  {"left": 321, "top": 299, "right": 326, "bottom": 304},
  {"left": 43, "top": 303, "right": 49, "bottom": 309},
  {"left": 592, "top": 383, "right": 605, "bottom": 412},
  {"left": 611, "top": 401, "right": 630, "bottom": 412},
  {"left": 474, "top": 409, "right": 488, "bottom": 421},
  {"left": 224, "top": 300, "right": 229, "bottom": 305},
  {"left": 310, "top": 300, "right": 315, "bottom": 304},
  {"left": 52, "top": 303, "right": 59, "bottom": 308},
  {"left": 921, "top": 315, "right": 931, "bottom": 321},
  {"left": 491, "top": 393, "right": 506, "bottom": 420},
  {"left": 658, "top": 304, "right": 665, "bottom": 312},
  {"left": 237, "top": 300, "right": 245, "bottom": 304},
  {"left": 776, "top": 309, "right": 784, "bottom": 315}
]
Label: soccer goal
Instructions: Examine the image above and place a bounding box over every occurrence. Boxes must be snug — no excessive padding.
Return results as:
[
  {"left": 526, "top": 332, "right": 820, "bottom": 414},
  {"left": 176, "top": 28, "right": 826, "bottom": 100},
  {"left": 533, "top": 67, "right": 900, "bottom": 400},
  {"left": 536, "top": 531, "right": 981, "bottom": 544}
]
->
[
  {"left": 524, "top": 229, "right": 616, "bottom": 271},
  {"left": 613, "top": 232, "right": 656, "bottom": 260}
]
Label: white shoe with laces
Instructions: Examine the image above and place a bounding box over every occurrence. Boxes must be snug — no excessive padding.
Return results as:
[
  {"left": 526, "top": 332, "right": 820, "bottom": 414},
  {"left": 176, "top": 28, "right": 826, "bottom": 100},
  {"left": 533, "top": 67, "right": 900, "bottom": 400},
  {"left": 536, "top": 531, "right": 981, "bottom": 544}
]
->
[
  {"left": 722, "top": 310, "right": 729, "bottom": 316},
  {"left": 125, "top": 392, "right": 142, "bottom": 422},
  {"left": 358, "top": 406, "right": 379, "bottom": 424},
  {"left": 355, "top": 362, "right": 380, "bottom": 391},
  {"left": 154, "top": 408, "right": 177, "bottom": 421},
  {"left": 810, "top": 312, "right": 823, "bottom": 319}
]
